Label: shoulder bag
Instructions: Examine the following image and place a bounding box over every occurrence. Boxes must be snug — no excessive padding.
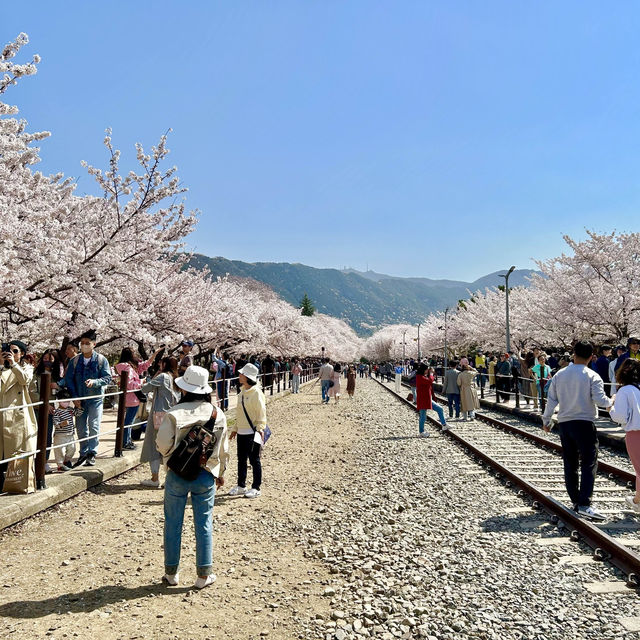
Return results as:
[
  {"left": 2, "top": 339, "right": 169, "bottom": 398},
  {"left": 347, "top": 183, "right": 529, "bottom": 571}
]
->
[{"left": 241, "top": 396, "right": 272, "bottom": 446}]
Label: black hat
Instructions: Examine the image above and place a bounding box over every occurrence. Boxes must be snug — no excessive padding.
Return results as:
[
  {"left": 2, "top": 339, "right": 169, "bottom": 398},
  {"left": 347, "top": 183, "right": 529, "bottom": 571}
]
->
[
  {"left": 9, "top": 340, "right": 28, "bottom": 354},
  {"left": 80, "top": 329, "right": 97, "bottom": 342}
]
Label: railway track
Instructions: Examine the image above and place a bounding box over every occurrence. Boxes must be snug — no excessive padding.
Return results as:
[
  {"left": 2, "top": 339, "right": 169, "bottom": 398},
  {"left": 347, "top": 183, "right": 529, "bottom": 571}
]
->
[{"left": 374, "top": 376, "right": 640, "bottom": 588}]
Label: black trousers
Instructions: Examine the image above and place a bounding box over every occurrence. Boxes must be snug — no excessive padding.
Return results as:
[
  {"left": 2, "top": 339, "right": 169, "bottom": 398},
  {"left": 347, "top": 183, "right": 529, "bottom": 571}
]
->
[
  {"left": 497, "top": 378, "right": 510, "bottom": 402},
  {"left": 557, "top": 420, "right": 598, "bottom": 507},
  {"left": 237, "top": 433, "right": 262, "bottom": 490}
]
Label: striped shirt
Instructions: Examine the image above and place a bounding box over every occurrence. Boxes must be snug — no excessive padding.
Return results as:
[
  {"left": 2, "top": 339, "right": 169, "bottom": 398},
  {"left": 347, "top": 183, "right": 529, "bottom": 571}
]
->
[{"left": 53, "top": 407, "right": 75, "bottom": 435}]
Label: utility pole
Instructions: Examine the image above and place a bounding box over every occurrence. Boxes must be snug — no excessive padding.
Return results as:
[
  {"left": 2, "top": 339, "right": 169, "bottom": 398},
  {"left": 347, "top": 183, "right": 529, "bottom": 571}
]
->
[
  {"left": 499, "top": 266, "right": 516, "bottom": 353},
  {"left": 417, "top": 323, "right": 421, "bottom": 361},
  {"left": 402, "top": 329, "right": 407, "bottom": 363}
]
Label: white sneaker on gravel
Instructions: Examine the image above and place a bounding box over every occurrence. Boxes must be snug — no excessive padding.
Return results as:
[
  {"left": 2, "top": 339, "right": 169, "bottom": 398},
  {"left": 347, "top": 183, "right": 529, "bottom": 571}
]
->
[
  {"left": 163, "top": 573, "right": 179, "bottom": 586},
  {"left": 577, "top": 505, "right": 606, "bottom": 522},
  {"left": 418, "top": 432, "right": 430, "bottom": 438},
  {"left": 244, "top": 488, "right": 261, "bottom": 499},
  {"left": 625, "top": 496, "right": 640, "bottom": 513},
  {"left": 140, "top": 479, "right": 161, "bottom": 488},
  {"left": 441, "top": 425, "right": 449, "bottom": 432},
  {"left": 228, "top": 485, "right": 247, "bottom": 496},
  {"left": 195, "top": 574, "right": 216, "bottom": 589}
]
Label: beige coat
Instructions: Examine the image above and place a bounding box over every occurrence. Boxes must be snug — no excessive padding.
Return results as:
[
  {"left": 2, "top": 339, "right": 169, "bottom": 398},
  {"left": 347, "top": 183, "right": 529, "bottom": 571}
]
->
[
  {"left": 0, "top": 363, "right": 38, "bottom": 461},
  {"left": 457, "top": 369, "right": 480, "bottom": 412}
]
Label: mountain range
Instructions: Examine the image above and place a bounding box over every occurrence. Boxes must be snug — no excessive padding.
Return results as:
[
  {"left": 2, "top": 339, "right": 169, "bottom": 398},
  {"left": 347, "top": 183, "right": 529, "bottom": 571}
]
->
[{"left": 189, "top": 254, "right": 536, "bottom": 335}]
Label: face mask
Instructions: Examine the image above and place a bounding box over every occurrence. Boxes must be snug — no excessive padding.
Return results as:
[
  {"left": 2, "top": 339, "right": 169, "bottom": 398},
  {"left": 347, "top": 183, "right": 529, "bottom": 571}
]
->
[
  {"left": 81, "top": 344, "right": 93, "bottom": 354},
  {"left": 43, "top": 362, "right": 52, "bottom": 368}
]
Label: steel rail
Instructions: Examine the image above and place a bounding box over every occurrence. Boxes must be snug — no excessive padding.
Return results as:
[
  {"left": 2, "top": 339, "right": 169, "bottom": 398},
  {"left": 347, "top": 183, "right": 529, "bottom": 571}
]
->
[{"left": 374, "top": 376, "right": 640, "bottom": 587}]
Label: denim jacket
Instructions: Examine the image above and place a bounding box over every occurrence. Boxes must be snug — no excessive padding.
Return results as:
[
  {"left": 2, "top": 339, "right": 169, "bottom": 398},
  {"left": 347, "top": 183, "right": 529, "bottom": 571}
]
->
[{"left": 63, "top": 352, "right": 112, "bottom": 401}]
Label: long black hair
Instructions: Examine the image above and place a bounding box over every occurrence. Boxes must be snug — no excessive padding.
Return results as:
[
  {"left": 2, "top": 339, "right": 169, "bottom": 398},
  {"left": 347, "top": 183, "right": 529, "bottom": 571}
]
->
[{"left": 178, "top": 391, "right": 212, "bottom": 405}]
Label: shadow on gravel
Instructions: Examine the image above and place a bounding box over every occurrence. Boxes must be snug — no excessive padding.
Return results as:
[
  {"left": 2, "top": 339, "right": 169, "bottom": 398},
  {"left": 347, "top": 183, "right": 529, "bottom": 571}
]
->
[
  {"left": 480, "top": 513, "right": 549, "bottom": 533},
  {"left": 0, "top": 583, "right": 192, "bottom": 619},
  {"left": 373, "top": 435, "right": 423, "bottom": 441}
]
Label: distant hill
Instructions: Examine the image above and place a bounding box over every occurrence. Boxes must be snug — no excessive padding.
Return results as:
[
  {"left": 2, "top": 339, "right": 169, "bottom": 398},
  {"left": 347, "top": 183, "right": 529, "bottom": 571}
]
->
[{"left": 189, "top": 255, "right": 536, "bottom": 335}]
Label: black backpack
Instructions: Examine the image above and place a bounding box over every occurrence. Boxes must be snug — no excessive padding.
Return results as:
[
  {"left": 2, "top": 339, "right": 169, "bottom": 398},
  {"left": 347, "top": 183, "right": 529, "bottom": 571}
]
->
[{"left": 167, "top": 409, "right": 219, "bottom": 481}]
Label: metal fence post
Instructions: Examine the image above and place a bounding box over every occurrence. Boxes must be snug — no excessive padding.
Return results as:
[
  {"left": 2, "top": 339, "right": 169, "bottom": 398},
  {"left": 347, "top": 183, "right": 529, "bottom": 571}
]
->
[
  {"left": 221, "top": 364, "right": 227, "bottom": 409},
  {"left": 540, "top": 375, "right": 546, "bottom": 415},
  {"left": 35, "top": 371, "right": 51, "bottom": 490},
  {"left": 114, "top": 369, "right": 128, "bottom": 457},
  {"left": 514, "top": 373, "right": 520, "bottom": 408}
]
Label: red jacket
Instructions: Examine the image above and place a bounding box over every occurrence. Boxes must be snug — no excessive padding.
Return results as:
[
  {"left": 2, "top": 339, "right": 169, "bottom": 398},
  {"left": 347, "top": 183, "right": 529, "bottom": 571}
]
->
[{"left": 416, "top": 374, "right": 434, "bottom": 410}]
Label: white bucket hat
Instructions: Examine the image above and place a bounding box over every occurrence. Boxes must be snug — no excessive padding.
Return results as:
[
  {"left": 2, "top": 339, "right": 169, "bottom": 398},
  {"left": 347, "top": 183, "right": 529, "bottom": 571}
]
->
[
  {"left": 238, "top": 363, "right": 259, "bottom": 383},
  {"left": 175, "top": 365, "right": 213, "bottom": 394}
]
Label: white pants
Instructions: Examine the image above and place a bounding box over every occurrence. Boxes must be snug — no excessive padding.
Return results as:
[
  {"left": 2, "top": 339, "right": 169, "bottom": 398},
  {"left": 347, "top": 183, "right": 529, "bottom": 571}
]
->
[
  {"left": 395, "top": 373, "right": 402, "bottom": 393},
  {"left": 53, "top": 432, "right": 76, "bottom": 465}
]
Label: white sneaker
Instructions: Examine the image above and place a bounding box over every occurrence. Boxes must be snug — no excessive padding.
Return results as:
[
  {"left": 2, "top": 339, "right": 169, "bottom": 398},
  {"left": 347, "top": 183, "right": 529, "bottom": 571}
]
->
[
  {"left": 141, "top": 478, "right": 161, "bottom": 488},
  {"left": 442, "top": 425, "right": 449, "bottom": 432},
  {"left": 244, "top": 488, "right": 261, "bottom": 499},
  {"left": 195, "top": 574, "right": 216, "bottom": 589},
  {"left": 163, "top": 573, "right": 180, "bottom": 586},
  {"left": 228, "top": 485, "right": 247, "bottom": 496},
  {"left": 419, "top": 432, "right": 430, "bottom": 438},
  {"left": 625, "top": 495, "right": 640, "bottom": 513},
  {"left": 577, "top": 505, "right": 606, "bottom": 522}
]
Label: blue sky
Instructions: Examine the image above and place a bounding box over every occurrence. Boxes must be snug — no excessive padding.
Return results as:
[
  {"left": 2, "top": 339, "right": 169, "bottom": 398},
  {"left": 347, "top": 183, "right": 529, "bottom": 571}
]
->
[{"left": 5, "top": 2, "right": 640, "bottom": 280}]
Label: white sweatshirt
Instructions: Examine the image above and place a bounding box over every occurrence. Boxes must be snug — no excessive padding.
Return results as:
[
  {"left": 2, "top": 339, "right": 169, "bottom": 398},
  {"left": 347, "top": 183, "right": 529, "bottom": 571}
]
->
[{"left": 610, "top": 385, "right": 640, "bottom": 432}]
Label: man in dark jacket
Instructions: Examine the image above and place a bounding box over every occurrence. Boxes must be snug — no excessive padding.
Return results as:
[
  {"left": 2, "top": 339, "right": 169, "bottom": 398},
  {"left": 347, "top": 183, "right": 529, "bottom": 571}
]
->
[
  {"left": 614, "top": 338, "right": 640, "bottom": 374},
  {"left": 594, "top": 345, "right": 612, "bottom": 396},
  {"left": 496, "top": 353, "right": 512, "bottom": 403}
]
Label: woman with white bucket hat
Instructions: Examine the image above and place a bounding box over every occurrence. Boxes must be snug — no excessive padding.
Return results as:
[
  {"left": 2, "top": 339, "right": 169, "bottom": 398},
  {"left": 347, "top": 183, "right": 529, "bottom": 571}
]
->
[
  {"left": 228, "top": 362, "right": 267, "bottom": 499},
  {"left": 156, "top": 365, "right": 229, "bottom": 589}
]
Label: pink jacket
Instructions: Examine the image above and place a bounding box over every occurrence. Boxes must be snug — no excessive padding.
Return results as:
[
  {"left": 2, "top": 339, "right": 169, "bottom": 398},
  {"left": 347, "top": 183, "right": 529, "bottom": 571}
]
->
[{"left": 115, "top": 360, "right": 152, "bottom": 407}]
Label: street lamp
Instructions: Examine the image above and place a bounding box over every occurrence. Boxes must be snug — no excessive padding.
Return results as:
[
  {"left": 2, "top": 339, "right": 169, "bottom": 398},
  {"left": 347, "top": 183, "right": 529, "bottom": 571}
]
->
[
  {"left": 498, "top": 266, "right": 516, "bottom": 353},
  {"left": 402, "top": 329, "right": 407, "bottom": 363},
  {"left": 417, "top": 323, "right": 421, "bottom": 361},
  {"left": 443, "top": 307, "right": 450, "bottom": 370}
]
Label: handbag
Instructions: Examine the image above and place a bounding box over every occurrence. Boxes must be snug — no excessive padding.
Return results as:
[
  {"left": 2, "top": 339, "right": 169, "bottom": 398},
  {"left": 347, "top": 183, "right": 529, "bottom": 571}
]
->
[
  {"left": 134, "top": 389, "right": 147, "bottom": 403},
  {"left": 167, "top": 407, "right": 219, "bottom": 481},
  {"left": 241, "top": 396, "right": 271, "bottom": 445}
]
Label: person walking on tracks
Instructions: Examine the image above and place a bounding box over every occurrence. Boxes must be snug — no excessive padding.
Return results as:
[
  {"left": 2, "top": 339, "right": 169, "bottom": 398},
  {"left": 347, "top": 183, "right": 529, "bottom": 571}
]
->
[
  {"left": 457, "top": 364, "right": 480, "bottom": 421},
  {"left": 318, "top": 358, "right": 334, "bottom": 404},
  {"left": 442, "top": 361, "right": 461, "bottom": 419},
  {"left": 542, "top": 341, "right": 613, "bottom": 521},
  {"left": 415, "top": 363, "right": 447, "bottom": 437}
]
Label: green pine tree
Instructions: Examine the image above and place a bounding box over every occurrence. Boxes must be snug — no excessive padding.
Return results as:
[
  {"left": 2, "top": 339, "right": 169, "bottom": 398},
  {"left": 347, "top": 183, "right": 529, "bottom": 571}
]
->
[{"left": 300, "top": 293, "right": 315, "bottom": 316}]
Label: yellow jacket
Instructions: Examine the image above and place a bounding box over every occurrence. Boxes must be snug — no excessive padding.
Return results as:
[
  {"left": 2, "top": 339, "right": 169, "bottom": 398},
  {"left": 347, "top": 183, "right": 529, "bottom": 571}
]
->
[{"left": 232, "top": 385, "right": 267, "bottom": 435}]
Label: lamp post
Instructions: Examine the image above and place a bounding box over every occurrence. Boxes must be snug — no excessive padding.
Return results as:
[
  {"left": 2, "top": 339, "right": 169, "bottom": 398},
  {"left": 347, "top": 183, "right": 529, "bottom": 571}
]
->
[
  {"left": 402, "top": 329, "right": 407, "bottom": 363},
  {"left": 417, "top": 323, "right": 421, "bottom": 361},
  {"left": 499, "top": 266, "right": 516, "bottom": 353},
  {"left": 444, "top": 307, "right": 450, "bottom": 371}
]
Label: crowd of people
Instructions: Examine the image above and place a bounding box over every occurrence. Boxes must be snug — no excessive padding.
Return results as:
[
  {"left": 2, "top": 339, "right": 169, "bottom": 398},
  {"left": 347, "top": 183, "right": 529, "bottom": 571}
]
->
[{"left": 370, "top": 338, "right": 640, "bottom": 523}]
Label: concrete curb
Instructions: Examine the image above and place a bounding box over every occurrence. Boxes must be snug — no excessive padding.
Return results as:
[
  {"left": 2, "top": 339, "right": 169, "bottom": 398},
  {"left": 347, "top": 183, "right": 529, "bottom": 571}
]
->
[{"left": 0, "top": 378, "right": 315, "bottom": 531}]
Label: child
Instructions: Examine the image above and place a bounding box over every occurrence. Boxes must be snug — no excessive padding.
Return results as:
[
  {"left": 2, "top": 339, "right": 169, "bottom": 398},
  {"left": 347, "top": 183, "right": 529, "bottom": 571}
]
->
[{"left": 53, "top": 399, "right": 76, "bottom": 471}]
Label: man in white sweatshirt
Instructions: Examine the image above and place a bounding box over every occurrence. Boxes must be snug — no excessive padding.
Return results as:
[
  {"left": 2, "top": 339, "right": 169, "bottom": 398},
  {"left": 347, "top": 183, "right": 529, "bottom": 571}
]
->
[{"left": 542, "top": 341, "right": 612, "bottom": 521}]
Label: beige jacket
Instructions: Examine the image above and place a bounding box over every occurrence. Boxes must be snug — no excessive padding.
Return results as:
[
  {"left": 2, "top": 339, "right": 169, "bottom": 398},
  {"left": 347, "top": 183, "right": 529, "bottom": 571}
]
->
[
  {"left": 0, "top": 363, "right": 37, "bottom": 461},
  {"left": 156, "top": 401, "right": 229, "bottom": 478},
  {"left": 231, "top": 385, "right": 267, "bottom": 434}
]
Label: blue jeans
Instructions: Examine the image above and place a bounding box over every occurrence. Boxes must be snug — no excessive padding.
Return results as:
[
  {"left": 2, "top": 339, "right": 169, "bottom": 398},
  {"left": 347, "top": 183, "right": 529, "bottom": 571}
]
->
[
  {"left": 123, "top": 405, "right": 139, "bottom": 446},
  {"left": 447, "top": 393, "right": 461, "bottom": 418},
  {"left": 216, "top": 380, "right": 229, "bottom": 410},
  {"left": 321, "top": 380, "right": 331, "bottom": 403},
  {"left": 76, "top": 399, "right": 103, "bottom": 456},
  {"left": 419, "top": 403, "right": 447, "bottom": 433},
  {"left": 164, "top": 468, "right": 216, "bottom": 576}
]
